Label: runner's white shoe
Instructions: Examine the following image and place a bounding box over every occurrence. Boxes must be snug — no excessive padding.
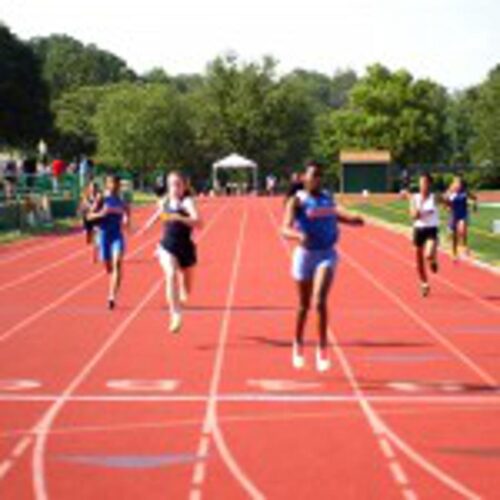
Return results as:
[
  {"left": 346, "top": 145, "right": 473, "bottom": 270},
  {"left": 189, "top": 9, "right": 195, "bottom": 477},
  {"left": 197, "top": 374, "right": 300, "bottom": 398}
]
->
[
  {"left": 316, "top": 348, "right": 331, "bottom": 372},
  {"left": 292, "top": 342, "right": 305, "bottom": 369},
  {"left": 169, "top": 312, "right": 182, "bottom": 334}
]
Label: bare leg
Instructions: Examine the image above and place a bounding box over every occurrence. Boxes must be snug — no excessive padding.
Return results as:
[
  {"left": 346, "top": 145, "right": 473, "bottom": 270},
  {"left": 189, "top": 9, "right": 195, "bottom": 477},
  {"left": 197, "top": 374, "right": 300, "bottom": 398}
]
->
[
  {"left": 416, "top": 246, "right": 427, "bottom": 284},
  {"left": 452, "top": 229, "right": 459, "bottom": 259},
  {"left": 295, "top": 280, "right": 312, "bottom": 347},
  {"left": 312, "top": 266, "right": 334, "bottom": 350},
  {"left": 426, "top": 238, "right": 438, "bottom": 272},
  {"left": 109, "top": 253, "right": 122, "bottom": 301},
  {"left": 178, "top": 267, "right": 194, "bottom": 303}
]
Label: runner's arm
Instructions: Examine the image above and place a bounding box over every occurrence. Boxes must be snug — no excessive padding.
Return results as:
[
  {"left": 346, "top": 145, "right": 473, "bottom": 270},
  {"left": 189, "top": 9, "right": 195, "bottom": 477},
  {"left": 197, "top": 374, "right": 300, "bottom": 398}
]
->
[{"left": 281, "top": 196, "right": 306, "bottom": 243}]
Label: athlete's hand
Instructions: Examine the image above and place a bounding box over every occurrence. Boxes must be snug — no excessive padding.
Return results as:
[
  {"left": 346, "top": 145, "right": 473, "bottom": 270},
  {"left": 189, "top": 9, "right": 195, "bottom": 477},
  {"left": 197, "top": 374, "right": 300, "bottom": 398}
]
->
[{"left": 351, "top": 216, "right": 365, "bottom": 226}]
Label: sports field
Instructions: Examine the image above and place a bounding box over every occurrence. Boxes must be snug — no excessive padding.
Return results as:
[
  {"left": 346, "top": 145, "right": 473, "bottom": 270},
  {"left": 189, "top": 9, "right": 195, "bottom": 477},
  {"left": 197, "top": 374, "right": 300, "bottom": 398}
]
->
[{"left": 0, "top": 196, "right": 499, "bottom": 499}]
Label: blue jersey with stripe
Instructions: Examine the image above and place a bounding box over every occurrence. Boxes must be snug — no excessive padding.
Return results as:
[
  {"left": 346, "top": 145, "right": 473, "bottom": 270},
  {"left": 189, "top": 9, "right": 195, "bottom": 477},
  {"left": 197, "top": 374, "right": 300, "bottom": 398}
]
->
[
  {"left": 295, "top": 190, "right": 338, "bottom": 250},
  {"left": 449, "top": 191, "right": 468, "bottom": 220},
  {"left": 100, "top": 195, "right": 126, "bottom": 239}
]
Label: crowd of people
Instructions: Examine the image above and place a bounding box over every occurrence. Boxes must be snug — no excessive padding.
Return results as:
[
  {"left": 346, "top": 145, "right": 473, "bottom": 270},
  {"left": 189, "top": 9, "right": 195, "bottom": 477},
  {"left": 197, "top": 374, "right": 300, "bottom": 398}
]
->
[
  {"left": 0, "top": 155, "right": 94, "bottom": 198},
  {"left": 77, "top": 162, "right": 479, "bottom": 373}
]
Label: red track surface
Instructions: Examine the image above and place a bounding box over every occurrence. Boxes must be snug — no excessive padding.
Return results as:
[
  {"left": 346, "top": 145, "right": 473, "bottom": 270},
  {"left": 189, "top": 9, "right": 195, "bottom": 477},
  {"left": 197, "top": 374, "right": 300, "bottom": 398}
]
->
[{"left": 0, "top": 197, "right": 499, "bottom": 500}]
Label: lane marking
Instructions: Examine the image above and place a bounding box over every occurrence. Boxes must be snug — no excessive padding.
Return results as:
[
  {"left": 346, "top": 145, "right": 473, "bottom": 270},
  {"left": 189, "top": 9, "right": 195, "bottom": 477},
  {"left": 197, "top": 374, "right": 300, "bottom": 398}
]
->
[
  {"left": 0, "top": 247, "right": 87, "bottom": 294},
  {"left": 340, "top": 249, "right": 498, "bottom": 388},
  {"left": 247, "top": 379, "right": 323, "bottom": 392},
  {"left": 0, "top": 380, "right": 41, "bottom": 391},
  {"left": 12, "top": 436, "right": 33, "bottom": 458},
  {"left": 362, "top": 231, "right": 500, "bottom": 315},
  {"left": 1, "top": 393, "right": 500, "bottom": 404},
  {"left": 106, "top": 379, "right": 179, "bottom": 392},
  {"left": 379, "top": 438, "right": 396, "bottom": 460},
  {"left": 190, "top": 209, "right": 265, "bottom": 500},
  {"left": 0, "top": 459, "right": 13, "bottom": 480},
  {"left": 390, "top": 461, "right": 409, "bottom": 486}
]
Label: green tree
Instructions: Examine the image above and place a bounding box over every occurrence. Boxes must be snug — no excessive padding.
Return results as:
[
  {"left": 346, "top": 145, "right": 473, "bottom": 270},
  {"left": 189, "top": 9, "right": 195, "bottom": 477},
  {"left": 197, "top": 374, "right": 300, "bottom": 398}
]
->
[
  {"left": 315, "top": 64, "right": 450, "bottom": 166},
  {"left": 93, "top": 84, "right": 194, "bottom": 176},
  {"left": 0, "top": 24, "right": 51, "bottom": 149},
  {"left": 30, "top": 35, "right": 135, "bottom": 98},
  {"left": 471, "top": 65, "right": 500, "bottom": 182},
  {"left": 52, "top": 85, "right": 113, "bottom": 157},
  {"left": 189, "top": 55, "right": 316, "bottom": 173}
]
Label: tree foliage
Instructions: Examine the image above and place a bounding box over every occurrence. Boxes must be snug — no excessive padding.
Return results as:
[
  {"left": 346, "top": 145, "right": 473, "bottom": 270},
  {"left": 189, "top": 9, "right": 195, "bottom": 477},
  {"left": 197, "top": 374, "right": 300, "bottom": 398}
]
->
[
  {"left": 30, "top": 34, "right": 135, "bottom": 98},
  {"left": 0, "top": 24, "right": 51, "bottom": 149},
  {"left": 315, "top": 65, "right": 450, "bottom": 166},
  {"left": 93, "top": 84, "right": 193, "bottom": 172}
]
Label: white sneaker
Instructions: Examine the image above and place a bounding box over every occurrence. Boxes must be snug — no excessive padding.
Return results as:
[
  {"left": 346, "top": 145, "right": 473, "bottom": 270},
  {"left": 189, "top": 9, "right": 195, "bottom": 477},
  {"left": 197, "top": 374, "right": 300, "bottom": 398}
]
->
[
  {"left": 316, "top": 348, "right": 331, "bottom": 372},
  {"left": 169, "top": 312, "right": 182, "bottom": 334},
  {"left": 292, "top": 342, "right": 305, "bottom": 369}
]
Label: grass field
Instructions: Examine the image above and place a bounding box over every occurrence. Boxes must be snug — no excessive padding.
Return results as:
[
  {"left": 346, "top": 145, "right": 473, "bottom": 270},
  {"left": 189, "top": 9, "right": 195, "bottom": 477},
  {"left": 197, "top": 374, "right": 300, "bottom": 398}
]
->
[{"left": 352, "top": 198, "right": 500, "bottom": 266}]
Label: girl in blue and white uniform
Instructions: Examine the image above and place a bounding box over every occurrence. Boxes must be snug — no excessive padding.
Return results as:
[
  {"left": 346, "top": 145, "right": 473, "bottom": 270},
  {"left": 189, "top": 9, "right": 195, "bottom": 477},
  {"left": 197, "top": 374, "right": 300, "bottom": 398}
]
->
[
  {"left": 88, "top": 174, "right": 130, "bottom": 310},
  {"left": 282, "top": 162, "right": 364, "bottom": 372}
]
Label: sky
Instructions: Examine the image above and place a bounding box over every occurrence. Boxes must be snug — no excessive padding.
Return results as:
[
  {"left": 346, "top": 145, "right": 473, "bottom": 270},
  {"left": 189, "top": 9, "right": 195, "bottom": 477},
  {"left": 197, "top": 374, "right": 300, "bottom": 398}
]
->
[{"left": 1, "top": 0, "right": 499, "bottom": 90}]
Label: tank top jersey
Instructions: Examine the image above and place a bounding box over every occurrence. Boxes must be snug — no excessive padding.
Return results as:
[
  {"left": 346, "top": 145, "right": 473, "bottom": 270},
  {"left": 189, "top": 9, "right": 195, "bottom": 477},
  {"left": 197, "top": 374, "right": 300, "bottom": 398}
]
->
[
  {"left": 160, "top": 197, "right": 195, "bottom": 251},
  {"left": 294, "top": 189, "right": 339, "bottom": 251},
  {"left": 412, "top": 193, "right": 439, "bottom": 228}
]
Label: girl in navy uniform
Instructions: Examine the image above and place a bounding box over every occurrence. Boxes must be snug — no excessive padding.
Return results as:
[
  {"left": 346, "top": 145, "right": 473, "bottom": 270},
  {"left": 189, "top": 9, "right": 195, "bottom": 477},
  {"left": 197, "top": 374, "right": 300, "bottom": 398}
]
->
[
  {"left": 144, "top": 171, "right": 201, "bottom": 333},
  {"left": 80, "top": 181, "right": 103, "bottom": 262},
  {"left": 282, "top": 162, "right": 364, "bottom": 372},
  {"left": 88, "top": 175, "right": 130, "bottom": 309},
  {"left": 445, "top": 175, "right": 477, "bottom": 260}
]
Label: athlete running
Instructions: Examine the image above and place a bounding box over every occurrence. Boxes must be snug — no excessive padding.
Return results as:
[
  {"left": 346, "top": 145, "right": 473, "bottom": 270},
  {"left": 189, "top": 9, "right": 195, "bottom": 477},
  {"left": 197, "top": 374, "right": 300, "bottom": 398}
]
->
[
  {"left": 88, "top": 174, "right": 130, "bottom": 310},
  {"left": 80, "top": 181, "right": 103, "bottom": 263},
  {"left": 282, "top": 162, "right": 364, "bottom": 372},
  {"left": 445, "top": 175, "right": 478, "bottom": 260},
  {"left": 143, "top": 171, "right": 202, "bottom": 333},
  {"left": 410, "top": 173, "right": 441, "bottom": 297}
]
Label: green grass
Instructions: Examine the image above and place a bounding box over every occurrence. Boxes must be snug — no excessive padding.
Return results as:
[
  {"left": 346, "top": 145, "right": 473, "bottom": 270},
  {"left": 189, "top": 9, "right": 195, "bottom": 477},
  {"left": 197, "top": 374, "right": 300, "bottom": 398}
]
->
[
  {"left": 352, "top": 199, "right": 500, "bottom": 266},
  {"left": 133, "top": 191, "right": 157, "bottom": 206},
  {"left": 0, "top": 217, "right": 79, "bottom": 246}
]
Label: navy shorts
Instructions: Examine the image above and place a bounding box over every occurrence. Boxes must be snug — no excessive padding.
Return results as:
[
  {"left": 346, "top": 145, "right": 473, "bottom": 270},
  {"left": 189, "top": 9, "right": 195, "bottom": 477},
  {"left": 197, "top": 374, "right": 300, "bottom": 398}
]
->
[{"left": 99, "top": 234, "right": 125, "bottom": 262}]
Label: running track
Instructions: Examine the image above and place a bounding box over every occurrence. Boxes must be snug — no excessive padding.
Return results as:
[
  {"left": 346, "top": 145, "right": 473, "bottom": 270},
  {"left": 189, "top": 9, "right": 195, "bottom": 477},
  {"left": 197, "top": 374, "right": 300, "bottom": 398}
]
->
[{"left": 0, "top": 197, "right": 499, "bottom": 499}]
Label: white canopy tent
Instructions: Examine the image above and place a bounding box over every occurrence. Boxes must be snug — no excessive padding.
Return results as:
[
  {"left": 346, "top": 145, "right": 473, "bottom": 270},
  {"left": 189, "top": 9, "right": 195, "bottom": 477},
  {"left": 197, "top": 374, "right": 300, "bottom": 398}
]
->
[{"left": 212, "top": 153, "right": 258, "bottom": 194}]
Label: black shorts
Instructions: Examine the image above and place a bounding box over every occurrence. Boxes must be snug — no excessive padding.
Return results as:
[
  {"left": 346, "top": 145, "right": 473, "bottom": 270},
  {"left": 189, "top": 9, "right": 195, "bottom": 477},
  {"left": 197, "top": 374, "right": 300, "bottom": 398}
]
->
[
  {"left": 162, "top": 241, "right": 197, "bottom": 269},
  {"left": 83, "top": 217, "right": 99, "bottom": 234},
  {"left": 413, "top": 227, "right": 438, "bottom": 248}
]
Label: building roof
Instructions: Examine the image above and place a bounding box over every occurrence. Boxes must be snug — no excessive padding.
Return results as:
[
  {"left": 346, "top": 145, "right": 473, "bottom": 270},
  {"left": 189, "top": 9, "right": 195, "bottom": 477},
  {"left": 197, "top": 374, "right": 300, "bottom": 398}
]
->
[{"left": 340, "top": 150, "right": 391, "bottom": 164}]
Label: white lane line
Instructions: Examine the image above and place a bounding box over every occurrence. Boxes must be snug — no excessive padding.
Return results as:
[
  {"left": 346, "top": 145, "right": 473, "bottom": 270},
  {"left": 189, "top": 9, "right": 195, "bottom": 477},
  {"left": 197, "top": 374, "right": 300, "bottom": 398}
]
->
[
  {"left": 189, "top": 489, "right": 202, "bottom": 500},
  {"left": 1, "top": 393, "right": 500, "bottom": 404},
  {"left": 390, "top": 461, "right": 409, "bottom": 486},
  {"left": 0, "top": 234, "right": 156, "bottom": 344},
  {"left": 340, "top": 250, "right": 498, "bottom": 388},
  {"left": 266, "top": 201, "right": 479, "bottom": 500},
  {"left": 0, "top": 203, "right": 227, "bottom": 489},
  {"left": 361, "top": 231, "right": 500, "bottom": 315},
  {"left": 190, "top": 209, "right": 265, "bottom": 500},
  {"left": 31, "top": 279, "right": 163, "bottom": 500},
  {"left": 0, "top": 247, "right": 87, "bottom": 294},
  {"left": 379, "top": 438, "right": 396, "bottom": 460},
  {"left": 0, "top": 459, "right": 14, "bottom": 480},
  {"left": 12, "top": 436, "right": 33, "bottom": 458},
  {"left": 403, "top": 488, "right": 419, "bottom": 500},
  {"left": 0, "top": 238, "right": 77, "bottom": 266}
]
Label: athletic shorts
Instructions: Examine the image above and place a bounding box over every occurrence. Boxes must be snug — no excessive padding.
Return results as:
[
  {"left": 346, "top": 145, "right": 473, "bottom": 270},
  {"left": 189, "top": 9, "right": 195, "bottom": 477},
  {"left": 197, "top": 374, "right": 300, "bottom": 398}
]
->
[
  {"left": 413, "top": 227, "right": 438, "bottom": 248},
  {"left": 292, "top": 246, "right": 337, "bottom": 281},
  {"left": 99, "top": 234, "right": 125, "bottom": 262},
  {"left": 158, "top": 242, "right": 197, "bottom": 270},
  {"left": 449, "top": 215, "right": 468, "bottom": 232},
  {"left": 83, "top": 217, "right": 99, "bottom": 234}
]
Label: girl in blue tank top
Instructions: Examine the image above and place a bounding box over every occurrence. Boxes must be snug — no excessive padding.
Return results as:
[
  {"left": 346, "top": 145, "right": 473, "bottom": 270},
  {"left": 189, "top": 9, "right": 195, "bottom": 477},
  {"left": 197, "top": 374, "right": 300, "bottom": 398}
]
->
[
  {"left": 87, "top": 174, "right": 130, "bottom": 310},
  {"left": 445, "top": 175, "right": 478, "bottom": 260},
  {"left": 282, "top": 162, "right": 364, "bottom": 372}
]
